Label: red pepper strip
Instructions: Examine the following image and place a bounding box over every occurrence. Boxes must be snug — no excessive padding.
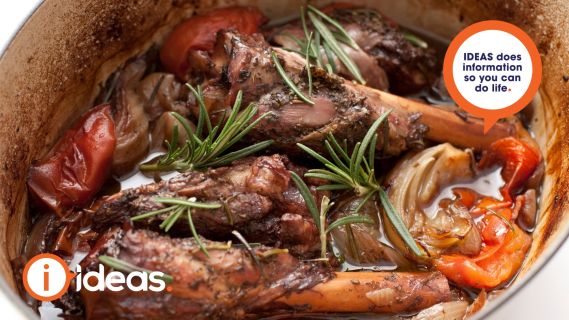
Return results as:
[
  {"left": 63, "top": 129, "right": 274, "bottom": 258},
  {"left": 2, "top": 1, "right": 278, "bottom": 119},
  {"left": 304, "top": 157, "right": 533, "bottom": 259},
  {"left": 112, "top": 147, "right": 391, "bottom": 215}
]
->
[
  {"left": 479, "top": 137, "right": 541, "bottom": 201},
  {"left": 160, "top": 7, "right": 267, "bottom": 79},
  {"left": 27, "top": 105, "right": 116, "bottom": 216},
  {"left": 434, "top": 197, "right": 531, "bottom": 289},
  {"left": 452, "top": 187, "right": 478, "bottom": 208}
]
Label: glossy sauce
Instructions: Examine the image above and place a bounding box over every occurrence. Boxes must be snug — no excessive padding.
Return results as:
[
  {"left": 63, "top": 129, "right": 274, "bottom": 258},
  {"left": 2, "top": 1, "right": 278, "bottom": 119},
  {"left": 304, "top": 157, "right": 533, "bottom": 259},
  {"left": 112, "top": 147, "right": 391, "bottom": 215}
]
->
[{"left": 423, "top": 167, "right": 504, "bottom": 218}]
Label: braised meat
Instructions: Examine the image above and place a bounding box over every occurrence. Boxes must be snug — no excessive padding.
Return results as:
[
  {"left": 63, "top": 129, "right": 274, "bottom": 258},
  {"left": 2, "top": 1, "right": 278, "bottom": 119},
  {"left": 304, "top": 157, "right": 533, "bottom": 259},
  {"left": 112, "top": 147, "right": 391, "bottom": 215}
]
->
[
  {"left": 81, "top": 228, "right": 332, "bottom": 319},
  {"left": 91, "top": 154, "right": 323, "bottom": 257},
  {"left": 193, "top": 30, "right": 426, "bottom": 157},
  {"left": 266, "top": 5, "right": 437, "bottom": 94}
]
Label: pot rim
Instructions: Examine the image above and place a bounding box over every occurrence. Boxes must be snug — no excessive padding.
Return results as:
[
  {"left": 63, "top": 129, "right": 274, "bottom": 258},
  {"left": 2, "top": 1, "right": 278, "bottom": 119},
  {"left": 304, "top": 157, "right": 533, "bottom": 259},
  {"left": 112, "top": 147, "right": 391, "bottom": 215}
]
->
[{"left": 0, "top": 1, "right": 567, "bottom": 319}]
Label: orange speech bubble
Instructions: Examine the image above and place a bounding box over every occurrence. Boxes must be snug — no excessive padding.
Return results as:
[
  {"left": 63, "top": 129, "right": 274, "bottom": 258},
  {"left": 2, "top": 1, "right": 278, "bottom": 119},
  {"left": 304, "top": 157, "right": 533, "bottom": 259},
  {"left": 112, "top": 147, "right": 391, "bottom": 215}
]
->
[{"left": 443, "top": 20, "right": 542, "bottom": 133}]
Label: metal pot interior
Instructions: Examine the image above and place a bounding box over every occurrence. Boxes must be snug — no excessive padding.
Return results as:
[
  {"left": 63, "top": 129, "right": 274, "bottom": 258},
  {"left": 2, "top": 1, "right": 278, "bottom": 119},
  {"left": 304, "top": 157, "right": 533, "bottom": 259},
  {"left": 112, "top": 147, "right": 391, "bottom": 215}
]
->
[{"left": 1, "top": 0, "right": 568, "bottom": 318}]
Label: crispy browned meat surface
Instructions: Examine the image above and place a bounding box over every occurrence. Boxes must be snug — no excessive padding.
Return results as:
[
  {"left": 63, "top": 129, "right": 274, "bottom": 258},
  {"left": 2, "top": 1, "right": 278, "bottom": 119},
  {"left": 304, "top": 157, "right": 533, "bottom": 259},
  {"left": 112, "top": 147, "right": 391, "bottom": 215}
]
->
[
  {"left": 81, "top": 228, "right": 332, "bottom": 320},
  {"left": 90, "top": 155, "right": 323, "bottom": 257}
]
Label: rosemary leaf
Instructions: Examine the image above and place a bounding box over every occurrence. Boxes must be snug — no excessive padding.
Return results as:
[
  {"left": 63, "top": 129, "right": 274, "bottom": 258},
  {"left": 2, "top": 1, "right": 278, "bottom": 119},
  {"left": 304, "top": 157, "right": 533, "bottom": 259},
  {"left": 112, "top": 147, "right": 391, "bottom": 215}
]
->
[
  {"left": 206, "top": 140, "right": 274, "bottom": 167},
  {"left": 325, "top": 214, "right": 373, "bottom": 234},
  {"left": 304, "top": 170, "right": 352, "bottom": 187},
  {"left": 99, "top": 255, "right": 174, "bottom": 283},
  {"left": 187, "top": 207, "right": 209, "bottom": 258},
  {"left": 307, "top": 5, "right": 360, "bottom": 50},
  {"left": 130, "top": 206, "right": 176, "bottom": 221},
  {"left": 271, "top": 51, "right": 314, "bottom": 105},
  {"left": 160, "top": 205, "right": 184, "bottom": 231},
  {"left": 353, "top": 111, "right": 392, "bottom": 177},
  {"left": 290, "top": 171, "right": 321, "bottom": 230},
  {"left": 313, "top": 30, "right": 323, "bottom": 68},
  {"left": 153, "top": 197, "right": 222, "bottom": 209},
  {"left": 324, "top": 140, "right": 349, "bottom": 172},
  {"left": 349, "top": 141, "right": 362, "bottom": 180},
  {"left": 378, "top": 188, "right": 425, "bottom": 257},
  {"left": 403, "top": 31, "right": 428, "bottom": 49},
  {"left": 368, "top": 133, "right": 378, "bottom": 172},
  {"left": 322, "top": 41, "right": 337, "bottom": 73},
  {"left": 316, "top": 184, "right": 352, "bottom": 191},
  {"left": 305, "top": 32, "right": 314, "bottom": 97},
  {"left": 301, "top": 6, "right": 322, "bottom": 67},
  {"left": 186, "top": 84, "right": 212, "bottom": 135},
  {"left": 353, "top": 190, "right": 377, "bottom": 213},
  {"left": 326, "top": 133, "right": 351, "bottom": 163},
  {"left": 308, "top": 12, "right": 365, "bottom": 84},
  {"left": 282, "top": 32, "right": 309, "bottom": 51},
  {"left": 296, "top": 143, "right": 334, "bottom": 167}
]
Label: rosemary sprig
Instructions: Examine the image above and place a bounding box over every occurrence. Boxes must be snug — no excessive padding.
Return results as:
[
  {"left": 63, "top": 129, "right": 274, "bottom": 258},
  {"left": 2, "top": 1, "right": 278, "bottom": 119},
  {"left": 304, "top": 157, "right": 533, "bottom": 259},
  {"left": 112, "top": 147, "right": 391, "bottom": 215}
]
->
[
  {"left": 301, "top": 6, "right": 322, "bottom": 68},
  {"left": 290, "top": 172, "right": 373, "bottom": 260},
  {"left": 140, "top": 86, "right": 273, "bottom": 172},
  {"left": 296, "top": 111, "right": 426, "bottom": 258},
  {"left": 306, "top": 7, "right": 365, "bottom": 84},
  {"left": 131, "top": 197, "right": 222, "bottom": 257},
  {"left": 99, "top": 255, "right": 174, "bottom": 283},
  {"left": 271, "top": 51, "right": 314, "bottom": 105},
  {"left": 307, "top": 5, "right": 360, "bottom": 50}
]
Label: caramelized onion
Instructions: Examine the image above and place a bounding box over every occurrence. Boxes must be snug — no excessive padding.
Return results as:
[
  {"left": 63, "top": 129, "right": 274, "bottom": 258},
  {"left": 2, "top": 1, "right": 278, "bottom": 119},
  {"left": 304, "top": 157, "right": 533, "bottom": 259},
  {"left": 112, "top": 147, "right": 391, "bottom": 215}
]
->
[
  {"left": 136, "top": 72, "right": 189, "bottom": 121},
  {"left": 385, "top": 143, "right": 481, "bottom": 259},
  {"left": 329, "top": 195, "right": 412, "bottom": 268},
  {"left": 111, "top": 59, "right": 150, "bottom": 175}
]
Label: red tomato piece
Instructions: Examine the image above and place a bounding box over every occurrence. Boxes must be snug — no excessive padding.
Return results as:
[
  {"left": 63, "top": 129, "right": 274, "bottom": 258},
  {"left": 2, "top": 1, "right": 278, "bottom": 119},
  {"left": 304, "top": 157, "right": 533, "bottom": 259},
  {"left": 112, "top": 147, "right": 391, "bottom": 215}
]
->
[
  {"left": 160, "top": 7, "right": 267, "bottom": 79},
  {"left": 28, "top": 104, "right": 116, "bottom": 215},
  {"left": 434, "top": 196, "right": 531, "bottom": 289},
  {"left": 479, "top": 137, "right": 541, "bottom": 201}
]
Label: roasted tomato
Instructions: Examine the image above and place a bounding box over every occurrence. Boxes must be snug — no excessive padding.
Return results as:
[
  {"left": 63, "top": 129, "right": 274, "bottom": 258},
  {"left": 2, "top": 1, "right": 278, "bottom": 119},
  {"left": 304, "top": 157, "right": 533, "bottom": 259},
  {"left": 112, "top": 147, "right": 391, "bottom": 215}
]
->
[
  {"left": 435, "top": 194, "right": 531, "bottom": 289},
  {"left": 479, "top": 137, "right": 541, "bottom": 201},
  {"left": 28, "top": 104, "right": 116, "bottom": 215},
  {"left": 160, "top": 7, "right": 267, "bottom": 79}
]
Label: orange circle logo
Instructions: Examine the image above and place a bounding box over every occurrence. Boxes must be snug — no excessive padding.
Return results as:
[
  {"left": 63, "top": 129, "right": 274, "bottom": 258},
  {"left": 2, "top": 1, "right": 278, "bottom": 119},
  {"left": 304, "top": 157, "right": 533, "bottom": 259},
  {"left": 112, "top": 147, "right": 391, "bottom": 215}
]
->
[
  {"left": 443, "top": 20, "right": 542, "bottom": 132},
  {"left": 22, "top": 253, "right": 75, "bottom": 302}
]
